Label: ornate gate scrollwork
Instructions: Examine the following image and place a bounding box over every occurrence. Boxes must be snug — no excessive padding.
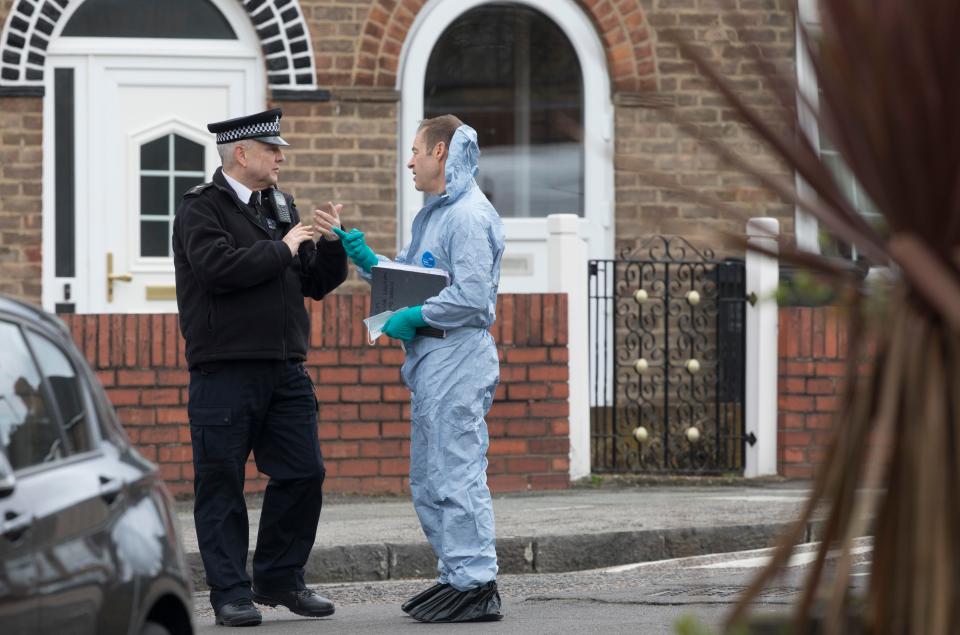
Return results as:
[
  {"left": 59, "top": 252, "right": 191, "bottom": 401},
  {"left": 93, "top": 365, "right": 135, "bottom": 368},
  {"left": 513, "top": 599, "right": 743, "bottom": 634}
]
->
[{"left": 588, "top": 236, "right": 747, "bottom": 474}]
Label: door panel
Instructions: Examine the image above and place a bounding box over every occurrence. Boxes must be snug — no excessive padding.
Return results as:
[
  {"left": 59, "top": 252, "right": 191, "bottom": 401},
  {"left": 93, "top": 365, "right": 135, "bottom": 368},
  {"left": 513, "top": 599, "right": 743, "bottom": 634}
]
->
[
  {"left": 89, "top": 60, "right": 252, "bottom": 313},
  {"left": 0, "top": 489, "right": 39, "bottom": 633},
  {"left": 28, "top": 457, "right": 123, "bottom": 634}
]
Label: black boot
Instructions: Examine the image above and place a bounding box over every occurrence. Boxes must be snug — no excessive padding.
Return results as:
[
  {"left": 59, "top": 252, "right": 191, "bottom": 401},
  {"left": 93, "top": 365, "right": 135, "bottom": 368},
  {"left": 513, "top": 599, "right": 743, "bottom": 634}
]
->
[
  {"left": 252, "top": 587, "right": 335, "bottom": 617},
  {"left": 215, "top": 599, "right": 262, "bottom": 626},
  {"left": 405, "top": 581, "right": 503, "bottom": 623}
]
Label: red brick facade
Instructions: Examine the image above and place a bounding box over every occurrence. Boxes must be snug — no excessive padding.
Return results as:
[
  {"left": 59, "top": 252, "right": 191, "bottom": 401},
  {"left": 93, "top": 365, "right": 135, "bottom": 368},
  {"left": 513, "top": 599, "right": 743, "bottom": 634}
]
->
[
  {"left": 0, "top": 0, "right": 798, "bottom": 307},
  {"left": 60, "top": 293, "right": 570, "bottom": 497},
  {"left": 2, "top": 0, "right": 821, "bottom": 484},
  {"left": 58, "top": 299, "right": 855, "bottom": 488},
  {"left": 777, "top": 306, "right": 853, "bottom": 478},
  {"left": 348, "top": 0, "right": 655, "bottom": 91}
]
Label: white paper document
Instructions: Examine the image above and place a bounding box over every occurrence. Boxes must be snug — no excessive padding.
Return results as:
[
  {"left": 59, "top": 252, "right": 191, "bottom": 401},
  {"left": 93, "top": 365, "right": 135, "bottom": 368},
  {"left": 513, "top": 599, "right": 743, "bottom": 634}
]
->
[{"left": 363, "top": 308, "right": 406, "bottom": 344}]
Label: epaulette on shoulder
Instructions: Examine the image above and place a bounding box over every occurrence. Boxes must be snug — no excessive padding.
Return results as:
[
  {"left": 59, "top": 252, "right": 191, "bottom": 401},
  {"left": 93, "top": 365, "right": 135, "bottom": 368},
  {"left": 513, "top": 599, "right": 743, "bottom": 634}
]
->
[{"left": 183, "top": 182, "right": 214, "bottom": 198}]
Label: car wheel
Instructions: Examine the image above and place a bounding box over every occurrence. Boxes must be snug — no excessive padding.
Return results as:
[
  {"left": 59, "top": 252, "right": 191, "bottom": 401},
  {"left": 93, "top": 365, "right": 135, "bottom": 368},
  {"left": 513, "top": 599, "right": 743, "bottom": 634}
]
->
[{"left": 139, "top": 622, "right": 173, "bottom": 635}]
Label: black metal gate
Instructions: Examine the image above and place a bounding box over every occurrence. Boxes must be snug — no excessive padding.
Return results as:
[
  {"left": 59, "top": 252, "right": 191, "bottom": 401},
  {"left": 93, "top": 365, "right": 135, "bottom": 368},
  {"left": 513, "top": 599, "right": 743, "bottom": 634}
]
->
[{"left": 588, "top": 236, "right": 749, "bottom": 475}]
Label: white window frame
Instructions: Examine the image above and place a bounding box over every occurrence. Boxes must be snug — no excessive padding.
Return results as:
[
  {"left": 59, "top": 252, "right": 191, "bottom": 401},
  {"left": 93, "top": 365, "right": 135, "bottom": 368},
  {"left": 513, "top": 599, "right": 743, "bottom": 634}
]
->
[
  {"left": 795, "top": 0, "right": 881, "bottom": 261},
  {"left": 396, "top": 0, "right": 614, "bottom": 290},
  {"left": 794, "top": 0, "right": 821, "bottom": 253},
  {"left": 129, "top": 122, "right": 214, "bottom": 264}
]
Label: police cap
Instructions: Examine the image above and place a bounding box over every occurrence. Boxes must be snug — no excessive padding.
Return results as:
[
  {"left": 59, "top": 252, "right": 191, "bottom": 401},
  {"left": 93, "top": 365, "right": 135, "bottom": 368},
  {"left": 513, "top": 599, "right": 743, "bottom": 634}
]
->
[{"left": 206, "top": 108, "right": 289, "bottom": 146}]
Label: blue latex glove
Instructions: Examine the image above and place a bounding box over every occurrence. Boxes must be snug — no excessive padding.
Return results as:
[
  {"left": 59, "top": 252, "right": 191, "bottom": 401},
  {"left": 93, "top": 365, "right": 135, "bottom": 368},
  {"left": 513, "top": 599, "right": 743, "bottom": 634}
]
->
[
  {"left": 382, "top": 306, "right": 427, "bottom": 341},
  {"left": 332, "top": 226, "right": 378, "bottom": 273}
]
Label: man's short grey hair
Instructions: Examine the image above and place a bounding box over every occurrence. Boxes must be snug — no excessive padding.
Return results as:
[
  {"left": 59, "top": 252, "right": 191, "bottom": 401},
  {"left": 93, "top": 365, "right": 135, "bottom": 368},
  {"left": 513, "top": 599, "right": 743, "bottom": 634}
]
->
[{"left": 217, "top": 140, "right": 249, "bottom": 167}]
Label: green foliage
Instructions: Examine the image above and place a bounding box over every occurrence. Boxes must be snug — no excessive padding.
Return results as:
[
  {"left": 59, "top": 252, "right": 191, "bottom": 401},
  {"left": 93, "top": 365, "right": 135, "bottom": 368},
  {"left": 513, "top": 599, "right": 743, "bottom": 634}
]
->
[
  {"left": 675, "top": 613, "right": 794, "bottom": 635},
  {"left": 775, "top": 269, "right": 836, "bottom": 307},
  {"left": 675, "top": 615, "right": 717, "bottom": 635}
]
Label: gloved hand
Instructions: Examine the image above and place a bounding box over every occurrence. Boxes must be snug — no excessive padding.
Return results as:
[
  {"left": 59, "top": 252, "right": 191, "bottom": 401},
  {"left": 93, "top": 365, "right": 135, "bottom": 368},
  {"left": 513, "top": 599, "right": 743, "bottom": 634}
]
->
[
  {"left": 382, "top": 306, "right": 427, "bottom": 341},
  {"left": 332, "top": 226, "right": 378, "bottom": 272}
]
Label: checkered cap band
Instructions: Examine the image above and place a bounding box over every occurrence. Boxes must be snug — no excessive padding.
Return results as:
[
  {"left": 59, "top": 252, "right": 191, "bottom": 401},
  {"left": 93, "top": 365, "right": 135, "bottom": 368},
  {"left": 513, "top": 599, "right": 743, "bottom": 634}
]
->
[{"left": 215, "top": 117, "right": 281, "bottom": 144}]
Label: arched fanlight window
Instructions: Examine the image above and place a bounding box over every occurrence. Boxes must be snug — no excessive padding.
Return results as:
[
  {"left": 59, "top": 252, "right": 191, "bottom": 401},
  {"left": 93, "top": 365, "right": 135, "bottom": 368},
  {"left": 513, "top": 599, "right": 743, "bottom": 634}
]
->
[
  {"left": 61, "top": 0, "right": 236, "bottom": 39},
  {"left": 424, "top": 4, "right": 583, "bottom": 218}
]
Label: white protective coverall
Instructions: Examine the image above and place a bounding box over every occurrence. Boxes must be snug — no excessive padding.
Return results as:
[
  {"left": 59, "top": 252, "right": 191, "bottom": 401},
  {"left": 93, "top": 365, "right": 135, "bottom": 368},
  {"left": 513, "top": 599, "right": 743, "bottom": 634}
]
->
[{"left": 362, "top": 124, "right": 504, "bottom": 590}]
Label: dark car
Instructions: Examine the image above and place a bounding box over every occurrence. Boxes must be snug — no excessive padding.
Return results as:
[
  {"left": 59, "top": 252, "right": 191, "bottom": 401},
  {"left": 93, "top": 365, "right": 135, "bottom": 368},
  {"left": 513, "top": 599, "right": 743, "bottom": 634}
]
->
[{"left": 0, "top": 296, "right": 193, "bottom": 635}]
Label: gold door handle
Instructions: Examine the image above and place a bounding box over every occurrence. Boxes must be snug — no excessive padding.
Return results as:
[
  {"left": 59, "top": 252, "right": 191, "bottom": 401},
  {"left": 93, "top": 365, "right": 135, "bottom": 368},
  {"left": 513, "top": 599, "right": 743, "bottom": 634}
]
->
[{"left": 106, "top": 252, "right": 133, "bottom": 302}]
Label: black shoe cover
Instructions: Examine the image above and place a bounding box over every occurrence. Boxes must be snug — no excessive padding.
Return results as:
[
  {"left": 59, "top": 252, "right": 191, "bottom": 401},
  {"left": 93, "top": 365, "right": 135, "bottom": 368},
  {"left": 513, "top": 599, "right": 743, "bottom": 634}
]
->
[
  {"left": 403, "top": 580, "right": 503, "bottom": 623},
  {"left": 402, "top": 583, "right": 450, "bottom": 613}
]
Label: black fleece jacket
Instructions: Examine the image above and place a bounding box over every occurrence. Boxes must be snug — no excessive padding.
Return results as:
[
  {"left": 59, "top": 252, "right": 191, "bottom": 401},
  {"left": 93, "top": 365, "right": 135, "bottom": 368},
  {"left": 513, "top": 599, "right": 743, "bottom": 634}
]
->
[{"left": 172, "top": 167, "right": 347, "bottom": 368}]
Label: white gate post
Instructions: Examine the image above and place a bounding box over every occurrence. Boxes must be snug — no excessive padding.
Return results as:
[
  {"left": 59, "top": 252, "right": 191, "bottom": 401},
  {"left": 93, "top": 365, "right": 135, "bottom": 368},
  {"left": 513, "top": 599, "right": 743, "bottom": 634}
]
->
[
  {"left": 745, "top": 218, "right": 780, "bottom": 477},
  {"left": 546, "top": 214, "right": 590, "bottom": 480}
]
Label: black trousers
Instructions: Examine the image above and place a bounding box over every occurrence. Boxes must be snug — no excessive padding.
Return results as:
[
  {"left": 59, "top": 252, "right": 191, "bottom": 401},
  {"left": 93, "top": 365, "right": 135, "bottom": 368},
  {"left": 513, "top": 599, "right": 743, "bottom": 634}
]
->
[{"left": 188, "top": 359, "right": 325, "bottom": 611}]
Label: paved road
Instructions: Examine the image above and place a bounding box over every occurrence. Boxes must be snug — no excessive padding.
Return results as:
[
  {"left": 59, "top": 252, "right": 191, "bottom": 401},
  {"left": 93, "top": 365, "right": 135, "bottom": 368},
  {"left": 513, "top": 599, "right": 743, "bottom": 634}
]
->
[{"left": 192, "top": 538, "right": 872, "bottom": 634}]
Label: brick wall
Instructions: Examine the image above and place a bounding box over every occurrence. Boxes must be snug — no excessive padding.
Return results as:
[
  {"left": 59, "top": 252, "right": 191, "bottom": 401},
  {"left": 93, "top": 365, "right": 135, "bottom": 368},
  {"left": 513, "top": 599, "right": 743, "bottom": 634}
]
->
[
  {"left": 0, "top": 96, "right": 42, "bottom": 302},
  {"left": 60, "top": 293, "right": 571, "bottom": 497},
  {"left": 291, "top": 0, "right": 799, "bottom": 258},
  {"left": 777, "top": 306, "right": 858, "bottom": 478},
  {"left": 0, "top": 0, "right": 798, "bottom": 306},
  {"left": 61, "top": 295, "right": 864, "bottom": 488},
  {"left": 618, "top": 0, "right": 796, "bottom": 256},
  {"left": 276, "top": 95, "right": 398, "bottom": 279}
]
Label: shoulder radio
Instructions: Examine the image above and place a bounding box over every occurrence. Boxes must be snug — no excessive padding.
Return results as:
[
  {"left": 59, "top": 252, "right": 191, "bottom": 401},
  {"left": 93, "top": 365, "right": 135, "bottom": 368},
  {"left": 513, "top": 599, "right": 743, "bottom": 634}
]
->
[{"left": 265, "top": 188, "right": 292, "bottom": 225}]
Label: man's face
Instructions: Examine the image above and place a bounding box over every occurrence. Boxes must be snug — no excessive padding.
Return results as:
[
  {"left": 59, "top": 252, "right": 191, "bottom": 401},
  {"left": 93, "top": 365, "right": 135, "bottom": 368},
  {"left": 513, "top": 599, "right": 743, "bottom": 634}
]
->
[
  {"left": 406, "top": 130, "right": 445, "bottom": 195},
  {"left": 239, "top": 140, "right": 285, "bottom": 189}
]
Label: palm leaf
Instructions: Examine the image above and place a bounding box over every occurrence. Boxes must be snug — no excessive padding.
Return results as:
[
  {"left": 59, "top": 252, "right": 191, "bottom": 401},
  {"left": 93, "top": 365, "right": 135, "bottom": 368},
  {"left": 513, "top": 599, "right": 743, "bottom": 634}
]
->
[{"left": 655, "top": 1, "right": 960, "bottom": 632}]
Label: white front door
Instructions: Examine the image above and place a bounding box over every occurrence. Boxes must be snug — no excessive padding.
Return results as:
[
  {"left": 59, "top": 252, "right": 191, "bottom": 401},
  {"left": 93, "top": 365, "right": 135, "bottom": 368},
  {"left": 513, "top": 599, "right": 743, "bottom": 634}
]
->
[
  {"left": 44, "top": 54, "right": 261, "bottom": 313},
  {"left": 91, "top": 57, "right": 258, "bottom": 314}
]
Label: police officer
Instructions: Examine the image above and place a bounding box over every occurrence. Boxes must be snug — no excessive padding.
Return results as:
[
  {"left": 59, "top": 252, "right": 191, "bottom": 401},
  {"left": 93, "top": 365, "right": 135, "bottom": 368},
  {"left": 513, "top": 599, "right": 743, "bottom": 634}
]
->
[{"left": 172, "top": 108, "right": 347, "bottom": 627}]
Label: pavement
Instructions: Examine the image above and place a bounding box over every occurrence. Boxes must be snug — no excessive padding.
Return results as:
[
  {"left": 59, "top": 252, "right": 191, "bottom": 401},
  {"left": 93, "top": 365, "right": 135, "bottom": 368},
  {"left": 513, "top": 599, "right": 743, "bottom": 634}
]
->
[{"left": 176, "top": 479, "right": 822, "bottom": 591}]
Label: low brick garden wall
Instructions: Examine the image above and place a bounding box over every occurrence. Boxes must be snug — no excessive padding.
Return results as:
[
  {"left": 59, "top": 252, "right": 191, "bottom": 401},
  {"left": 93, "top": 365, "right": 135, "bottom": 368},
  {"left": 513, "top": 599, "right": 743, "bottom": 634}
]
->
[
  {"left": 777, "top": 306, "right": 864, "bottom": 478},
  {"left": 60, "top": 298, "right": 858, "bottom": 490},
  {"left": 61, "top": 293, "right": 571, "bottom": 497}
]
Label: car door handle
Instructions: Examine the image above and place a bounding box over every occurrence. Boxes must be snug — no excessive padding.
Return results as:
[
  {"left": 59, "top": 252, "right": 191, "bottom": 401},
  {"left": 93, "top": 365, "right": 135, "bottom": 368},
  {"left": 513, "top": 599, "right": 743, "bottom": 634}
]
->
[
  {"left": 99, "top": 475, "right": 123, "bottom": 505},
  {"left": 2, "top": 511, "right": 32, "bottom": 542}
]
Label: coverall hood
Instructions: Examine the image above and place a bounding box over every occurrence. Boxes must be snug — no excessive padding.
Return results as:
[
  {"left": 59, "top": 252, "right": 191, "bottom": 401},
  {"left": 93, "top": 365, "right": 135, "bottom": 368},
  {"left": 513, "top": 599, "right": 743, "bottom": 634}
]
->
[{"left": 442, "top": 124, "right": 481, "bottom": 204}]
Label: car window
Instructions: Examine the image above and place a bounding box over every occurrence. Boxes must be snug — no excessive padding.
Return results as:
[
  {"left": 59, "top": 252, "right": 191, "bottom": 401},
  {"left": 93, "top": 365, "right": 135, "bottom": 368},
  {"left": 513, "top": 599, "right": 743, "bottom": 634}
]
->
[
  {"left": 24, "top": 330, "right": 95, "bottom": 456},
  {"left": 0, "top": 320, "right": 65, "bottom": 470}
]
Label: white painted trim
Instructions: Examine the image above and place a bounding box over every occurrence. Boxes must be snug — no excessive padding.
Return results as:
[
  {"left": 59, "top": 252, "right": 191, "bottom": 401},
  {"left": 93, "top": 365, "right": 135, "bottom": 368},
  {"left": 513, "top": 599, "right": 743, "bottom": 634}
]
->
[
  {"left": 797, "top": 0, "right": 821, "bottom": 25},
  {"left": 47, "top": 37, "right": 256, "bottom": 57},
  {"left": 745, "top": 218, "right": 780, "bottom": 477},
  {"left": 793, "top": 4, "right": 821, "bottom": 253},
  {"left": 0, "top": 5, "right": 28, "bottom": 86},
  {"left": 396, "top": 0, "right": 614, "bottom": 261},
  {"left": 547, "top": 214, "right": 590, "bottom": 480}
]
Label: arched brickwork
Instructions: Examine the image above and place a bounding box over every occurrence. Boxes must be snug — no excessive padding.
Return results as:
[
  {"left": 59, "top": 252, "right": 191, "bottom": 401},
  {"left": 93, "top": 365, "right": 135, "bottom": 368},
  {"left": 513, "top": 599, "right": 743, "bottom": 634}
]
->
[
  {"left": 0, "top": 0, "right": 317, "bottom": 91},
  {"left": 354, "top": 0, "right": 656, "bottom": 92}
]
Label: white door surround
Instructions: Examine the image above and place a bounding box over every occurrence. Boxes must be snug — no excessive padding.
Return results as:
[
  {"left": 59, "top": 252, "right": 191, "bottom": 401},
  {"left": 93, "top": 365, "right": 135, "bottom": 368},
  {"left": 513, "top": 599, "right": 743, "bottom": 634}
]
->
[
  {"left": 41, "top": 0, "right": 266, "bottom": 314},
  {"left": 397, "top": 0, "right": 615, "bottom": 293},
  {"left": 2, "top": 0, "right": 315, "bottom": 92}
]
